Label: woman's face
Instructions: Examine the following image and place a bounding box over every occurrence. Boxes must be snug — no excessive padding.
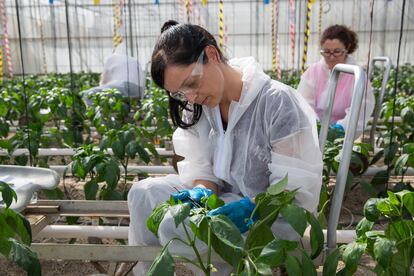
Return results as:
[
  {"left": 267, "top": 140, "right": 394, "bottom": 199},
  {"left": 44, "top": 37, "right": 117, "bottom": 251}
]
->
[
  {"left": 321, "top": 39, "right": 348, "bottom": 70},
  {"left": 163, "top": 47, "right": 225, "bottom": 108}
]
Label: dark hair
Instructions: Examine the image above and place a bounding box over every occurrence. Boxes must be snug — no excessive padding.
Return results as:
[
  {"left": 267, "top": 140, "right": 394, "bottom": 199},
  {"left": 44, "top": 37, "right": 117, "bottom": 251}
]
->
[
  {"left": 320, "top": 25, "right": 358, "bottom": 54},
  {"left": 151, "top": 20, "right": 226, "bottom": 129}
]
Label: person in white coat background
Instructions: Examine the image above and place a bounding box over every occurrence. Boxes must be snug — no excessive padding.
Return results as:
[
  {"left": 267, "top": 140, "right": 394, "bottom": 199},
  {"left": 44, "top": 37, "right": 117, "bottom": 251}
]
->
[
  {"left": 128, "top": 20, "right": 323, "bottom": 275},
  {"left": 83, "top": 42, "right": 145, "bottom": 105}
]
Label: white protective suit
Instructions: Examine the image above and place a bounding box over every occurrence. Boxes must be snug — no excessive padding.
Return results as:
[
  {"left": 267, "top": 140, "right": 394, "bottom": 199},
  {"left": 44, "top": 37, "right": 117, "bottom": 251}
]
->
[
  {"left": 128, "top": 57, "right": 323, "bottom": 275},
  {"left": 83, "top": 43, "right": 145, "bottom": 105}
]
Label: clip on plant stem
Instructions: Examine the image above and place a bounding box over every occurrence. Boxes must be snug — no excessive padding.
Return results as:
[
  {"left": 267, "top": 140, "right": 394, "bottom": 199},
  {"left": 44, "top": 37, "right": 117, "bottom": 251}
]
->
[{"left": 173, "top": 187, "right": 203, "bottom": 208}]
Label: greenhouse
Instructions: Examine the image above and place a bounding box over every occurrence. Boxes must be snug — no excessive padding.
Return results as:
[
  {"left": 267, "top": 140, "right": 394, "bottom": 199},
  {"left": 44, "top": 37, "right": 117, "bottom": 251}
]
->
[{"left": 0, "top": 0, "right": 413, "bottom": 275}]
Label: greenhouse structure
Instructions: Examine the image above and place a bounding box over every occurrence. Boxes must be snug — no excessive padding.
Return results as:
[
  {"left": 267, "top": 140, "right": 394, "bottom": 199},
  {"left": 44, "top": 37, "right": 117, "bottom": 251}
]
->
[{"left": 0, "top": 0, "right": 413, "bottom": 275}]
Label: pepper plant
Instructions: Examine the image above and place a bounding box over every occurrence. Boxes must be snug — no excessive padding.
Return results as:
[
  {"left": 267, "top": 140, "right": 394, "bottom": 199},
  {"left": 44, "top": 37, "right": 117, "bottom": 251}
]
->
[
  {"left": 99, "top": 123, "right": 158, "bottom": 197},
  {"left": 146, "top": 176, "right": 324, "bottom": 275},
  {"left": 0, "top": 181, "right": 41, "bottom": 275},
  {"left": 71, "top": 144, "right": 122, "bottom": 200},
  {"left": 85, "top": 88, "right": 132, "bottom": 135},
  {"left": 324, "top": 190, "right": 414, "bottom": 275},
  {"left": 135, "top": 84, "right": 173, "bottom": 146}
]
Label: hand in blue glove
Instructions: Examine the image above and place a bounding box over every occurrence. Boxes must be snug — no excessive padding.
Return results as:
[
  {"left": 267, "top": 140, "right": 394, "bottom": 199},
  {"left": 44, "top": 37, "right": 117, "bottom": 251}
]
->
[
  {"left": 172, "top": 187, "right": 213, "bottom": 207},
  {"left": 208, "top": 197, "right": 257, "bottom": 233},
  {"left": 331, "top": 123, "right": 344, "bottom": 132}
]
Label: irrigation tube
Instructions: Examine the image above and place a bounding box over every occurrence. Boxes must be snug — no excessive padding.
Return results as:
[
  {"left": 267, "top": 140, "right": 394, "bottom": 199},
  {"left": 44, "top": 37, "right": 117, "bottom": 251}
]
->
[
  {"left": 319, "top": 64, "right": 366, "bottom": 253},
  {"left": 36, "top": 225, "right": 357, "bottom": 245}
]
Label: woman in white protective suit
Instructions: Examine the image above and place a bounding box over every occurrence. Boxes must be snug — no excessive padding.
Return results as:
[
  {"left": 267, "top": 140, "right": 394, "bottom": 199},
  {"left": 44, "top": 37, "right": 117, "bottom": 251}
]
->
[{"left": 128, "top": 20, "right": 323, "bottom": 275}]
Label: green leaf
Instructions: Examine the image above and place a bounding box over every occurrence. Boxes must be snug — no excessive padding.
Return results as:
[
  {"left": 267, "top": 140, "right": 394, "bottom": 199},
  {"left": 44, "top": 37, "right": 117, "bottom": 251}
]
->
[
  {"left": 14, "top": 155, "right": 28, "bottom": 166},
  {"left": 359, "top": 179, "right": 378, "bottom": 197},
  {"left": 209, "top": 215, "right": 244, "bottom": 249},
  {"left": 255, "top": 238, "right": 298, "bottom": 269},
  {"left": 267, "top": 174, "right": 288, "bottom": 195},
  {"left": 403, "top": 143, "right": 414, "bottom": 154},
  {"left": 206, "top": 194, "right": 225, "bottom": 210},
  {"left": 169, "top": 204, "right": 191, "bottom": 227},
  {"left": 112, "top": 140, "right": 124, "bottom": 159},
  {"left": 373, "top": 237, "right": 397, "bottom": 269},
  {"left": 370, "top": 170, "right": 389, "bottom": 189},
  {"left": 0, "top": 236, "right": 12, "bottom": 256},
  {"left": 285, "top": 255, "right": 302, "bottom": 276},
  {"left": 125, "top": 141, "right": 138, "bottom": 159},
  {"left": 9, "top": 238, "right": 41, "bottom": 276},
  {"left": 0, "top": 182, "right": 17, "bottom": 208},
  {"left": 42, "top": 187, "right": 64, "bottom": 200},
  {"left": 386, "top": 220, "right": 414, "bottom": 257},
  {"left": 302, "top": 251, "right": 317, "bottom": 276},
  {"left": 396, "top": 190, "right": 414, "bottom": 217},
  {"left": 355, "top": 218, "right": 374, "bottom": 238},
  {"left": 307, "top": 211, "right": 324, "bottom": 259},
  {"left": 66, "top": 216, "right": 79, "bottom": 225},
  {"left": 72, "top": 160, "right": 86, "bottom": 179},
  {"left": 363, "top": 198, "right": 381, "bottom": 221},
  {"left": 207, "top": 215, "right": 245, "bottom": 267},
  {"left": 147, "top": 202, "right": 170, "bottom": 238},
  {"left": 323, "top": 248, "right": 340, "bottom": 276},
  {"left": 100, "top": 189, "right": 123, "bottom": 200},
  {"left": 147, "top": 247, "right": 174, "bottom": 276},
  {"left": 255, "top": 262, "right": 273, "bottom": 275},
  {"left": 3, "top": 209, "right": 32, "bottom": 245},
  {"left": 99, "top": 135, "right": 110, "bottom": 150},
  {"left": 341, "top": 242, "right": 366, "bottom": 274},
  {"left": 377, "top": 198, "right": 400, "bottom": 217},
  {"left": 245, "top": 222, "right": 274, "bottom": 258},
  {"left": 103, "top": 159, "right": 120, "bottom": 189},
  {"left": 136, "top": 143, "right": 151, "bottom": 164},
  {"left": 84, "top": 179, "right": 99, "bottom": 200},
  {"left": 280, "top": 204, "right": 307, "bottom": 236}
]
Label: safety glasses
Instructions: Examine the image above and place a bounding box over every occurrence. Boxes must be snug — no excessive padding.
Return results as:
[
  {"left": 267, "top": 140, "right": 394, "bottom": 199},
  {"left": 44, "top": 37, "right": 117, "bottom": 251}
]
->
[
  {"left": 170, "top": 50, "right": 205, "bottom": 101},
  {"left": 320, "top": 48, "right": 347, "bottom": 57}
]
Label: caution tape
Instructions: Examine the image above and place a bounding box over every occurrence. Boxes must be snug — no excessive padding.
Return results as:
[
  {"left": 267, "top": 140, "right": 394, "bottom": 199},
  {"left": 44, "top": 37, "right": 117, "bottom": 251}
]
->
[
  {"left": 219, "top": 0, "right": 224, "bottom": 50},
  {"left": 301, "top": 0, "right": 314, "bottom": 74},
  {"left": 0, "top": 0, "right": 13, "bottom": 78},
  {"left": 289, "top": 0, "right": 295, "bottom": 69}
]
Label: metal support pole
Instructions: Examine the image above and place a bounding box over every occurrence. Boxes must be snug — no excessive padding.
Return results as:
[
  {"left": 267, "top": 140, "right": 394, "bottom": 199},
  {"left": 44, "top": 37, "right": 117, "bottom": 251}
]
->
[
  {"left": 368, "top": 56, "right": 392, "bottom": 149},
  {"left": 318, "top": 64, "right": 366, "bottom": 253}
]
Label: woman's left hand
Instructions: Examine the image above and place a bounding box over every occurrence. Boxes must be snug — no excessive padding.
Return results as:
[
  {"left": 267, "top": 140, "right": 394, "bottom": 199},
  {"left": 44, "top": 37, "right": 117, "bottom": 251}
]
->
[{"left": 208, "top": 197, "right": 257, "bottom": 233}]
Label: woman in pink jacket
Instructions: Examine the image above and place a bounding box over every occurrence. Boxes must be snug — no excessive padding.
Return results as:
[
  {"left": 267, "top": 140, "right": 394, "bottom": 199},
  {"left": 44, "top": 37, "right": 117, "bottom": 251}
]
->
[{"left": 298, "top": 24, "right": 375, "bottom": 137}]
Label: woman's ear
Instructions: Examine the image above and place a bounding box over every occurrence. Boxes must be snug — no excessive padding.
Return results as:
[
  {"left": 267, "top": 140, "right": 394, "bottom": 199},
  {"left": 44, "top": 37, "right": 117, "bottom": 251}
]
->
[{"left": 205, "top": 46, "right": 220, "bottom": 64}]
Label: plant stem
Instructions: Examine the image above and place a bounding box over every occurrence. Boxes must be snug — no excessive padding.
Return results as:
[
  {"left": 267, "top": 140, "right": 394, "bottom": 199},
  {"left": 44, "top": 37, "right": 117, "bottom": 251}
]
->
[
  {"left": 123, "top": 158, "right": 128, "bottom": 193},
  {"left": 207, "top": 225, "right": 212, "bottom": 275},
  {"left": 246, "top": 255, "right": 258, "bottom": 273},
  {"left": 182, "top": 222, "right": 207, "bottom": 273},
  {"left": 246, "top": 245, "right": 266, "bottom": 253}
]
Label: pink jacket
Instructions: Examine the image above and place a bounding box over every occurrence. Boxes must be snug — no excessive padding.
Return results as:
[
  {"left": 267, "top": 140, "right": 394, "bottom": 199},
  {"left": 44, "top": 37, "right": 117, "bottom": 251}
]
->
[{"left": 298, "top": 56, "right": 375, "bottom": 136}]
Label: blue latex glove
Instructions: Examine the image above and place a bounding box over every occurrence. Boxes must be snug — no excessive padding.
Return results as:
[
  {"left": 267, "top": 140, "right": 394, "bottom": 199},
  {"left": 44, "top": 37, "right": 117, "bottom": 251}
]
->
[
  {"left": 172, "top": 187, "right": 213, "bottom": 207},
  {"left": 328, "top": 123, "right": 345, "bottom": 140},
  {"left": 331, "top": 123, "right": 344, "bottom": 132},
  {"left": 208, "top": 197, "right": 257, "bottom": 233}
]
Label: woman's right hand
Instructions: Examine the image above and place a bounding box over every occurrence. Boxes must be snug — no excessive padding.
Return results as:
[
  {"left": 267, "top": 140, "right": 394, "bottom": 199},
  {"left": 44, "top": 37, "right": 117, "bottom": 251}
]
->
[{"left": 171, "top": 187, "right": 213, "bottom": 207}]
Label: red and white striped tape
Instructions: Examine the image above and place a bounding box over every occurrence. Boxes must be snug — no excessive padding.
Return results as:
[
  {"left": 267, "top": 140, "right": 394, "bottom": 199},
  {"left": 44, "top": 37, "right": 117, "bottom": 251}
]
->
[{"left": 0, "top": 0, "right": 13, "bottom": 78}]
